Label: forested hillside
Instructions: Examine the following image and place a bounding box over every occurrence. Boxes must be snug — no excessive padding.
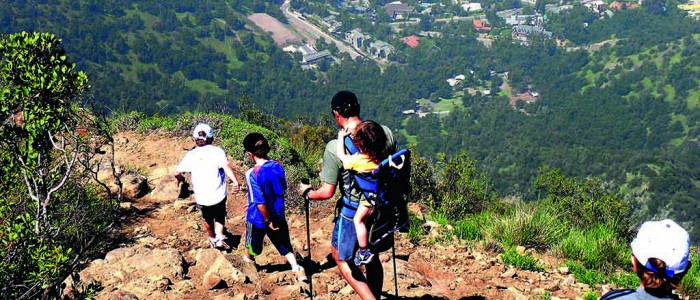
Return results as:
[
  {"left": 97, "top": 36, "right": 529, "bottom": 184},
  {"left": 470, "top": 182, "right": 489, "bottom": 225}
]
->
[{"left": 2, "top": 0, "right": 699, "bottom": 239}]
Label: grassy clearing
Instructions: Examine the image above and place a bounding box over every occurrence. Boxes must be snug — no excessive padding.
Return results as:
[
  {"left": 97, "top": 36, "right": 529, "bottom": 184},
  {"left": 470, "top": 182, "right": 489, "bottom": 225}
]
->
[{"left": 186, "top": 79, "right": 226, "bottom": 95}]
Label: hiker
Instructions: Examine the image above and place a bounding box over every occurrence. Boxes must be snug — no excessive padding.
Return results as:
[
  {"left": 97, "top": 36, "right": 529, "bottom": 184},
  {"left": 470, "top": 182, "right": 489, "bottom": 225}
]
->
[
  {"left": 242, "top": 132, "right": 307, "bottom": 282},
  {"left": 298, "top": 91, "right": 396, "bottom": 300},
  {"left": 174, "top": 123, "right": 240, "bottom": 250},
  {"left": 336, "top": 120, "right": 389, "bottom": 266},
  {"left": 600, "top": 219, "right": 691, "bottom": 300}
]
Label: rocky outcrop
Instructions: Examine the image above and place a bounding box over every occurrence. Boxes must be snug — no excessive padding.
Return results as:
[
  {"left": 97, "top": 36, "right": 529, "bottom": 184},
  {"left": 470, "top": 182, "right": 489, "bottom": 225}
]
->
[{"left": 64, "top": 246, "right": 184, "bottom": 299}]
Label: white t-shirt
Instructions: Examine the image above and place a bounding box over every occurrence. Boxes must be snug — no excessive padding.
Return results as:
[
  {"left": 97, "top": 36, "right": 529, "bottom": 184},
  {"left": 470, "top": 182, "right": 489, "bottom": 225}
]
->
[{"left": 176, "top": 145, "right": 229, "bottom": 206}]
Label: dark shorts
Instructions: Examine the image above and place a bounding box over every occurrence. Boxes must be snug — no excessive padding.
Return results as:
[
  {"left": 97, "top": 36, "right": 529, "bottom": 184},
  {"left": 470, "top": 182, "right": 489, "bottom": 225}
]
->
[
  {"left": 245, "top": 219, "right": 293, "bottom": 257},
  {"left": 197, "top": 197, "right": 227, "bottom": 225},
  {"left": 332, "top": 213, "right": 395, "bottom": 262},
  {"left": 332, "top": 214, "right": 358, "bottom": 262}
]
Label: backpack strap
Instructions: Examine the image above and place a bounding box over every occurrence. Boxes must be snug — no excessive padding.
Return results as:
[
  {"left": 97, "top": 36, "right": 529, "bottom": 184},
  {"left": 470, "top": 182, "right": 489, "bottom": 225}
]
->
[
  {"left": 340, "top": 135, "right": 375, "bottom": 217},
  {"left": 344, "top": 135, "right": 359, "bottom": 155}
]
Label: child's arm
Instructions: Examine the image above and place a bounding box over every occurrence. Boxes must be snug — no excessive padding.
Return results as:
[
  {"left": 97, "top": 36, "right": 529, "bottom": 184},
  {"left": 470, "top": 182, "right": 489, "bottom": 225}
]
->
[
  {"left": 223, "top": 164, "right": 240, "bottom": 193},
  {"left": 336, "top": 128, "right": 352, "bottom": 166}
]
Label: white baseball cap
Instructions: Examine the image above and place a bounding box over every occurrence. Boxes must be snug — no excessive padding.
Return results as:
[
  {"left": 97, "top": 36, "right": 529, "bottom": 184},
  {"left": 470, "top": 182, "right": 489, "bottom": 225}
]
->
[
  {"left": 192, "top": 123, "right": 214, "bottom": 140},
  {"left": 631, "top": 219, "right": 690, "bottom": 277}
]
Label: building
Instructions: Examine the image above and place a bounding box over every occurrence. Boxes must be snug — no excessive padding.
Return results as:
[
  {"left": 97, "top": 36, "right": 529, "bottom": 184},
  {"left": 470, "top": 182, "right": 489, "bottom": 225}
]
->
[
  {"left": 512, "top": 25, "right": 553, "bottom": 38},
  {"left": 401, "top": 35, "right": 420, "bottom": 48},
  {"left": 385, "top": 1, "right": 415, "bottom": 20},
  {"left": 367, "top": 40, "right": 394, "bottom": 59},
  {"left": 473, "top": 19, "right": 491, "bottom": 31},
  {"left": 302, "top": 50, "right": 332, "bottom": 64},
  {"left": 345, "top": 29, "right": 370, "bottom": 48},
  {"left": 461, "top": 2, "right": 483, "bottom": 12}
]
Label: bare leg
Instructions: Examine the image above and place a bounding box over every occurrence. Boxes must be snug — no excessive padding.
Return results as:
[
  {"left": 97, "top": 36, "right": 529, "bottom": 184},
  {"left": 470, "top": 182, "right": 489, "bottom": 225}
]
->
[
  {"left": 284, "top": 252, "right": 299, "bottom": 268},
  {"left": 331, "top": 246, "right": 376, "bottom": 300},
  {"left": 214, "top": 221, "right": 225, "bottom": 237},
  {"left": 202, "top": 219, "right": 215, "bottom": 238},
  {"left": 354, "top": 205, "right": 372, "bottom": 249}
]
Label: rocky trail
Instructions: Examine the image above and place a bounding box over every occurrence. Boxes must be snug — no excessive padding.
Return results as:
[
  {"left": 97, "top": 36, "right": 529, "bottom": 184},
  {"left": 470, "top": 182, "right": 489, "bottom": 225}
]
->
[{"left": 66, "top": 131, "right": 597, "bottom": 300}]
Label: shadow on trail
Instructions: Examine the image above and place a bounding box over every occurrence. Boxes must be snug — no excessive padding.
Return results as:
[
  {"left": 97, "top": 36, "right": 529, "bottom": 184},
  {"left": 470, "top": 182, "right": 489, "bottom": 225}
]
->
[
  {"left": 381, "top": 294, "right": 485, "bottom": 300},
  {"left": 107, "top": 201, "right": 163, "bottom": 248}
]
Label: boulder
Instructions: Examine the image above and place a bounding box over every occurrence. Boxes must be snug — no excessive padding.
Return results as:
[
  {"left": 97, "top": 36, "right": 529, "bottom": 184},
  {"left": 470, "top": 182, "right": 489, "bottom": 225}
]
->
[
  {"left": 151, "top": 174, "right": 189, "bottom": 201},
  {"left": 121, "top": 172, "right": 150, "bottom": 199},
  {"left": 72, "top": 246, "right": 184, "bottom": 298},
  {"left": 191, "top": 249, "right": 248, "bottom": 289}
]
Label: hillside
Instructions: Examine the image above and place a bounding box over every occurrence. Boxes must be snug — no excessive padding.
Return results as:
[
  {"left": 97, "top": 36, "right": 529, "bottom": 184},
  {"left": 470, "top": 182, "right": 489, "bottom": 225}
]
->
[{"left": 70, "top": 130, "right": 597, "bottom": 299}]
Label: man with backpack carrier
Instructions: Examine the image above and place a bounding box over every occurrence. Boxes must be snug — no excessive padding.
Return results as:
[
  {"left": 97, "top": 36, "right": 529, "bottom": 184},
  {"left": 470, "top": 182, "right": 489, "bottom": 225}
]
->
[{"left": 298, "top": 91, "right": 410, "bottom": 300}]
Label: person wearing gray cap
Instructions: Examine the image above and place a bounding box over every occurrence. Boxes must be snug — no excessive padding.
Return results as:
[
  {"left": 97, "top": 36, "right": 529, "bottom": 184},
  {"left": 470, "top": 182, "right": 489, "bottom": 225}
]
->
[{"left": 174, "top": 123, "right": 240, "bottom": 250}]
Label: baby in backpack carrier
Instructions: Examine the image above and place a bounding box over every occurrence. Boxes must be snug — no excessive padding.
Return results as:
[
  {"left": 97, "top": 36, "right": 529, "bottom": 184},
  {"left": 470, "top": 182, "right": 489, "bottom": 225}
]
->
[{"left": 336, "top": 120, "right": 389, "bottom": 266}]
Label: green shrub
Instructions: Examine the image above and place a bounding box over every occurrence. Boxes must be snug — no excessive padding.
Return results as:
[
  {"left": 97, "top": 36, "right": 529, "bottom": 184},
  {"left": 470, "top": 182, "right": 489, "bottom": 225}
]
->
[
  {"left": 679, "top": 248, "right": 700, "bottom": 298},
  {"left": 552, "top": 222, "right": 629, "bottom": 272},
  {"left": 608, "top": 271, "right": 639, "bottom": 289},
  {"left": 501, "top": 247, "right": 545, "bottom": 272},
  {"left": 409, "top": 153, "right": 438, "bottom": 208},
  {"left": 454, "top": 212, "right": 490, "bottom": 241},
  {"left": 407, "top": 213, "right": 426, "bottom": 245},
  {"left": 534, "top": 167, "right": 632, "bottom": 239},
  {"left": 484, "top": 203, "right": 566, "bottom": 250},
  {"left": 567, "top": 260, "right": 607, "bottom": 285},
  {"left": 435, "top": 151, "right": 494, "bottom": 221},
  {"left": 582, "top": 291, "right": 599, "bottom": 300}
]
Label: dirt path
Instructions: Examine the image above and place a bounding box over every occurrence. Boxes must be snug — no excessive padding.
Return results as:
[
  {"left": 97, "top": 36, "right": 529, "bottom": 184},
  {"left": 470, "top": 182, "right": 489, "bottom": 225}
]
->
[{"left": 103, "top": 131, "right": 594, "bottom": 299}]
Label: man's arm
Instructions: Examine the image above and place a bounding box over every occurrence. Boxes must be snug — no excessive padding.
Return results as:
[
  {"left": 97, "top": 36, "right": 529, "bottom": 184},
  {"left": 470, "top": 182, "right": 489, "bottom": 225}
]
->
[{"left": 298, "top": 181, "right": 336, "bottom": 201}]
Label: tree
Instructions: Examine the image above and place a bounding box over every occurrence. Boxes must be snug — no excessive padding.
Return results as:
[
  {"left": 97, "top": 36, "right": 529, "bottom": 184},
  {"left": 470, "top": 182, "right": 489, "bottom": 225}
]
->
[{"left": 0, "top": 32, "right": 119, "bottom": 299}]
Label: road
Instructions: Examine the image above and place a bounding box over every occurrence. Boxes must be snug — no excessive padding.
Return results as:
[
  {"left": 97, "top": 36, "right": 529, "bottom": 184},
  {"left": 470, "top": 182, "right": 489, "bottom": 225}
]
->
[{"left": 281, "top": 0, "right": 362, "bottom": 59}]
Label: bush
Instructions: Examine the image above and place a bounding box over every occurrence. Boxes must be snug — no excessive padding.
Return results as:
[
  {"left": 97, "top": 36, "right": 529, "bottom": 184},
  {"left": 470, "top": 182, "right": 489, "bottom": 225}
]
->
[
  {"left": 567, "top": 260, "right": 607, "bottom": 285},
  {"left": 409, "top": 153, "right": 438, "bottom": 207},
  {"left": 500, "top": 247, "right": 545, "bottom": 272},
  {"left": 407, "top": 213, "right": 426, "bottom": 245},
  {"left": 0, "top": 182, "right": 116, "bottom": 298},
  {"left": 453, "top": 212, "right": 490, "bottom": 241},
  {"left": 679, "top": 248, "right": 700, "bottom": 298},
  {"left": 552, "top": 222, "right": 629, "bottom": 272},
  {"left": 534, "top": 167, "right": 632, "bottom": 238},
  {"left": 485, "top": 203, "right": 566, "bottom": 250},
  {"left": 435, "top": 151, "right": 494, "bottom": 220}
]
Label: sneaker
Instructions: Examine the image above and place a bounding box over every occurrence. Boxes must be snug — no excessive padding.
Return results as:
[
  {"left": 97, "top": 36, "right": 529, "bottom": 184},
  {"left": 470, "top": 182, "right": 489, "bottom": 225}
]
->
[
  {"left": 354, "top": 248, "right": 374, "bottom": 266},
  {"left": 215, "top": 239, "right": 230, "bottom": 250},
  {"left": 242, "top": 254, "right": 255, "bottom": 264},
  {"left": 292, "top": 265, "right": 308, "bottom": 282},
  {"left": 211, "top": 235, "right": 230, "bottom": 250}
]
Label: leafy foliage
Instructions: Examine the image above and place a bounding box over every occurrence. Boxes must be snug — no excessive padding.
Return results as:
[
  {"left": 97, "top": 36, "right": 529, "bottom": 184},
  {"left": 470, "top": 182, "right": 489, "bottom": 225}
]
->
[
  {"left": 0, "top": 32, "right": 118, "bottom": 299},
  {"left": 534, "top": 167, "right": 632, "bottom": 238},
  {"left": 434, "top": 151, "right": 495, "bottom": 220}
]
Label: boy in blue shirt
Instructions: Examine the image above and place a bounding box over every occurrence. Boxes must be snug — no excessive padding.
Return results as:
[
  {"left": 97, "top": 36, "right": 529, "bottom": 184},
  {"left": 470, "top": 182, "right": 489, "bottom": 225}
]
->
[{"left": 242, "top": 133, "right": 306, "bottom": 282}]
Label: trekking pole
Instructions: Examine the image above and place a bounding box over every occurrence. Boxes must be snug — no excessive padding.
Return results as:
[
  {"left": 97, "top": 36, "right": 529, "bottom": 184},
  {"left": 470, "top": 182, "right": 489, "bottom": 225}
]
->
[
  {"left": 301, "top": 179, "right": 313, "bottom": 300},
  {"left": 392, "top": 233, "right": 399, "bottom": 298}
]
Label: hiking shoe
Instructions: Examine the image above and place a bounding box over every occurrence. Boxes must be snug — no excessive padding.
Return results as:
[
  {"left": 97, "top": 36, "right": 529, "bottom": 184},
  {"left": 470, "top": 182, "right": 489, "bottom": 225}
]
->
[
  {"left": 208, "top": 237, "right": 217, "bottom": 248},
  {"left": 354, "top": 248, "right": 374, "bottom": 266},
  {"left": 215, "top": 238, "right": 230, "bottom": 250},
  {"left": 292, "top": 265, "right": 308, "bottom": 282}
]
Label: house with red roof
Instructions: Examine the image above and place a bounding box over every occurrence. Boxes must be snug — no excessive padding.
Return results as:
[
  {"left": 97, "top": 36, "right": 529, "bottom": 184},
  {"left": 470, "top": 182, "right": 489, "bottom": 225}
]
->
[
  {"left": 473, "top": 19, "right": 491, "bottom": 31},
  {"left": 401, "top": 35, "right": 419, "bottom": 48}
]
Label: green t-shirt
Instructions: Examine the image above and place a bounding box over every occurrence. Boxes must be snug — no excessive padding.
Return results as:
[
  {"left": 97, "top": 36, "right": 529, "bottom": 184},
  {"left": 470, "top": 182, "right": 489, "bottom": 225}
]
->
[{"left": 320, "top": 124, "right": 397, "bottom": 204}]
